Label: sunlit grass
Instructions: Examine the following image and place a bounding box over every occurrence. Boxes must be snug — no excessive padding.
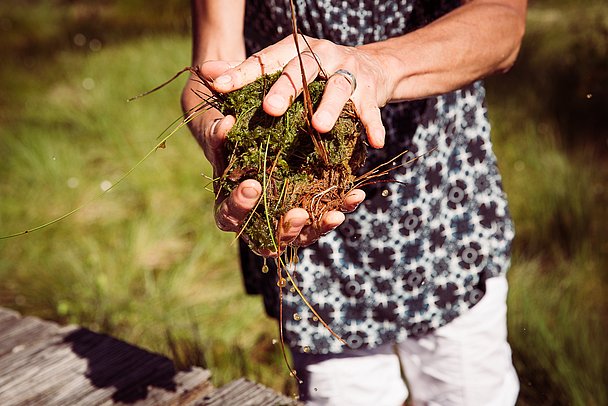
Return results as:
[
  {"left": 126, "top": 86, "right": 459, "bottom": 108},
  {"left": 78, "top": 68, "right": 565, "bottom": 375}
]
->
[
  {"left": 0, "top": 1, "right": 606, "bottom": 403},
  {"left": 0, "top": 35, "right": 291, "bottom": 391},
  {"left": 507, "top": 252, "right": 606, "bottom": 406},
  {"left": 486, "top": 5, "right": 608, "bottom": 400}
]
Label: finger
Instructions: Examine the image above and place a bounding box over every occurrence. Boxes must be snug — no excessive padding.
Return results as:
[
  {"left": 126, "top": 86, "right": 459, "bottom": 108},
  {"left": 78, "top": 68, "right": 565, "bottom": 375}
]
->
[
  {"left": 319, "top": 210, "right": 346, "bottom": 234},
  {"left": 293, "top": 224, "right": 320, "bottom": 247},
  {"left": 212, "top": 50, "right": 286, "bottom": 92},
  {"left": 312, "top": 72, "right": 353, "bottom": 133},
  {"left": 212, "top": 36, "right": 314, "bottom": 93},
  {"left": 215, "top": 179, "right": 261, "bottom": 231},
  {"left": 198, "top": 60, "right": 243, "bottom": 81},
  {"left": 342, "top": 189, "right": 366, "bottom": 212},
  {"left": 248, "top": 245, "right": 276, "bottom": 258},
  {"left": 294, "top": 210, "right": 345, "bottom": 246},
  {"left": 263, "top": 51, "right": 320, "bottom": 116},
  {"left": 206, "top": 115, "right": 235, "bottom": 177},
  {"left": 239, "top": 234, "right": 276, "bottom": 258},
  {"left": 206, "top": 114, "right": 234, "bottom": 150},
  {"left": 279, "top": 208, "right": 310, "bottom": 244},
  {"left": 357, "top": 103, "right": 385, "bottom": 148}
]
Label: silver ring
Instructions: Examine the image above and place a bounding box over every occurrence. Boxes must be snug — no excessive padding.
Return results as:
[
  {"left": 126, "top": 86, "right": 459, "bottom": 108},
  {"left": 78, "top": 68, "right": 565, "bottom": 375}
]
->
[
  {"left": 209, "top": 117, "right": 222, "bottom": 136},
  {"left": 330, "top": 69, "right": 357, "bottom": 95}
]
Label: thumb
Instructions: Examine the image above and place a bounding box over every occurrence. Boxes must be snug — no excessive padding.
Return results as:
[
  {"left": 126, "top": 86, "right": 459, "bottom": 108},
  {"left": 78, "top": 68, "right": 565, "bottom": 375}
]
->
[
  {"left": 208, "top": 115, "right": 236, "bottom": 178},
  {"left": 200, "top": 60, "right": 243, "bottom": 81}
]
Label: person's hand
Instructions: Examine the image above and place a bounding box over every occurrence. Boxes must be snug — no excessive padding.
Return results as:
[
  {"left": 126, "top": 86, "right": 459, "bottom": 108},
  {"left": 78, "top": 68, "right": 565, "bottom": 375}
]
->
[
  {"left": 202, "top": 35, "right": 394, "bottom": 149},
  {"left": 185, "top": 53, "right": 368, "bottom": 256},
  {"left": 182, "top": 61, "right": 238, "bottom": 180},
  {"left": 215, "top": 181, "right": 365, "bottom": 257}
]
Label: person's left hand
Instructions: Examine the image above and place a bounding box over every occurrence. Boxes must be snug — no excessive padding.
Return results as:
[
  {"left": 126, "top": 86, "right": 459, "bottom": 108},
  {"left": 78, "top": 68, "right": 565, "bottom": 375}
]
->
[{"left": 202, "top": 35, "right": 394, "bottom": 149}]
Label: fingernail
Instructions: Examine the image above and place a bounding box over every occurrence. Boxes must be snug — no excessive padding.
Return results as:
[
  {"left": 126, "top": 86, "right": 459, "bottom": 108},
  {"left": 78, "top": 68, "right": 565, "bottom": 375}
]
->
[
  {"left": 290, "top": 217, "right": 307, "bottom": 228},
  {"left": 215, "top": 75, "right": 232, "bottom": 85},
  {"left": 266, "top": 94, "right": 286, "bottom": 110},
  {"left": 332, "top": 212, "right": 345, "bottom": 224},
  {"left": 322, "top": 212, "right": 345, "bottom": 231},
  {"left": 347, "top": 189, "right": 365, "bottom": 200},
  {"left": 375, "top": 129, "right": 385, "bottom": 148},
  {"left": 315, "top": 111, "right": 332, "bottom": 129},
  {"left": 242, "top": 186, "right": 259, "bottom": 199},
  {"left": 378, "top": 133, "right": 385, "bottom": 147}
]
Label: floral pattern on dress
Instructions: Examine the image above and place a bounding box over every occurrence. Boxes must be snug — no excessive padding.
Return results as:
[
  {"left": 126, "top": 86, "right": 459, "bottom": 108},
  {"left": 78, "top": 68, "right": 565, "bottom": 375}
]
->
[{"left": 241, "top": 0, "right": 514, "bottom": 354}]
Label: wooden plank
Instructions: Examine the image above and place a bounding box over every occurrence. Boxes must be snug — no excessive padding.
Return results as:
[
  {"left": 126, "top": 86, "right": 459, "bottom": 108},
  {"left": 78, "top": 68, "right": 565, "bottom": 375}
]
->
[
  {"left": 0, "top": 307, "right": 19, "bottom": 323},
  {"left": 40, "top": 369, "right": 107, "bottom": 405},
  {"left": 122, "top": 369, "right": 214, "bottom": 406},
  {"left": 40, "top": 330, "right": 208, "bottom": 406},
  {"left": 0, "top": 307, "right": 294, "bottom": 406},
  {"left": 0, "top": 339, "right": 85, "bottom": 401},
  {"left": 196, "top": 378, "right": 301, "bottom": 406},
  {"left": 63, "top": 364, "right": 213, "bottom": 406},
  {"left": 0, "top": 317, "right": 60, "bottom": 357},
  {"left": 0, "top": 332, "right": 75, "bottom": 384},
  {"left": 15, "top": 352, "right": 93, "bottom": 406},
  {"left": 74, "top": 351, "right": 178, "bottom": 405},
  {"left": 0, "top": 344, "right": 88, "bottom": 404},
  {"left": 0, "top": 308, "right": 214, "bottom": 406}
]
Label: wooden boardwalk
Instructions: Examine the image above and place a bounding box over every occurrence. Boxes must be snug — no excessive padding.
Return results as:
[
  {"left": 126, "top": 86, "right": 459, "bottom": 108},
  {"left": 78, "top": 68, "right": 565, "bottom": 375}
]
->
[{"left": 0, "top": 307, "right": 300, "bottom": 405}]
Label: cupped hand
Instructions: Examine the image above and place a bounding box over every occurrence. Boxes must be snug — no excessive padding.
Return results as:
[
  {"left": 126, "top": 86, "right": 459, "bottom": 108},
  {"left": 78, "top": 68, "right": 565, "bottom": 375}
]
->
[
  {"left": 202, "top": 35, "right": 394, "bottom": 149},
  {"left": 214, "top": 180, "right": 366, "bottom": 257},
  {"left": 186, "top": 53, "right": 370, "bottom": 256}
]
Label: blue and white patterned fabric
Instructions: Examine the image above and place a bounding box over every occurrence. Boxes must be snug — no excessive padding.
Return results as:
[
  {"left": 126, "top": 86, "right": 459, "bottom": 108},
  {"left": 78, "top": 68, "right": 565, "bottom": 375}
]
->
[{"left": 240, "top": 0, "right": 514, "bottom": 354}]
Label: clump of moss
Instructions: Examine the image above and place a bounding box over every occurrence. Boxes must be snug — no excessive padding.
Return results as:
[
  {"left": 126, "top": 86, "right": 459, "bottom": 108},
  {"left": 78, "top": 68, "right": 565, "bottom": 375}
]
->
[{"left": 217, "top": 72, "right": 366, "bottom": 254}]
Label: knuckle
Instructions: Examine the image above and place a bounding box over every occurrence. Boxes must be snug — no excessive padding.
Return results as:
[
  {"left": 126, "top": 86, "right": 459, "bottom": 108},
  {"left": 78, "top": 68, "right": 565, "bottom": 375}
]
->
[
  {"left": 359, "top": 102, "right": 381, "bottom": 120},
  {"left": 313, "top": 38, "right": 333, "bottom": 54},
  {"left": 341, "top": 53, "right": 358, "bottom": 68},
  {"left": 276, "top": 72, "right": 299, "bottom": 95},
  {"left": 215, "top": 211, "right": 239, "bottom": 231},
  {"left": 224, "top": 195, "right": 245, "bottom": 216},
  {"left": 215, "top": 222, "right": 230, "bottom": 232},
  {"left": 215, "top": 216, "right": 231, "bottom": 231},
  {"left": 330, "top": 75, "right": 352, "bottom": 93}
]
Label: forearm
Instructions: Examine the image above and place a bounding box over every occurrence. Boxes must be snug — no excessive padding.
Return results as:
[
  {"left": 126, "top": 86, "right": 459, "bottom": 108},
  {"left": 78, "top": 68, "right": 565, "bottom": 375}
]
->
[
  {"left": 190, "top": 0, "right": 246, "bottom": 66},
  {"left": 360, "top": 0, "right": 527, "bottom": 102},
  {"left": 182, "top": 0, "right": 247, "bottom": 146}
]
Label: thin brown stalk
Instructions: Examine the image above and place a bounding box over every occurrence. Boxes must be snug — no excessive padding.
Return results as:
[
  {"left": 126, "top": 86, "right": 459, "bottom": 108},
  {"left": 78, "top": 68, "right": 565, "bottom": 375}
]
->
[{"left": 289, "top": 0, "right": 329, "bottom": 165}]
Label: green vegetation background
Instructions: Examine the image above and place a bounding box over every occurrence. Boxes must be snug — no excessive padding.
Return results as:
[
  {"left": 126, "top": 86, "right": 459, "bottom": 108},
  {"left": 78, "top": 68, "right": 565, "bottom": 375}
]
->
[{"left": 0, "top": 1, "right": 605, "bottom": 404}]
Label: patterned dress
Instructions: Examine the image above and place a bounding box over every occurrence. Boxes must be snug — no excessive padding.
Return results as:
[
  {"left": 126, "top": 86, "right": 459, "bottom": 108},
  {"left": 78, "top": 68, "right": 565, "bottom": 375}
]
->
[{"left": 240, "top": 0, "right": 514, "bottom": 354}]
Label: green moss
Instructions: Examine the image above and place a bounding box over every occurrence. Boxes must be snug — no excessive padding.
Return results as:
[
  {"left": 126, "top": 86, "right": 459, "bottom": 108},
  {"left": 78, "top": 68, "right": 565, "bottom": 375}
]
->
[{"left": 218, "top": 72, "right": 365, "bottom": 253}]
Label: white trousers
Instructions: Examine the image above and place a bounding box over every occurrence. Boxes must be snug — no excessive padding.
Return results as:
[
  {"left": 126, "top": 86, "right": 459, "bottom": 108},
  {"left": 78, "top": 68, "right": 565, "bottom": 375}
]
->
[{"left": 291, "top": 277, "right": 519, "bottom": 406}]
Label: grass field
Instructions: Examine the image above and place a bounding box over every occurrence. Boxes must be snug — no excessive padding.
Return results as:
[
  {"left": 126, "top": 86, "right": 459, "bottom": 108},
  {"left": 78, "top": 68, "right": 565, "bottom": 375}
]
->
[{"left": 0, "top": 1, "right": 606, "bottom": 403}]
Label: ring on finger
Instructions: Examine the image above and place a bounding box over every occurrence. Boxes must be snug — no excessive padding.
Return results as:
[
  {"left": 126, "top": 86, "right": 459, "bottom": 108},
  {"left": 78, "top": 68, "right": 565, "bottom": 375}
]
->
[
  {"left": 209, "top": 117, "right": 222, "bottom": 136},
  {"left": 330, "top": 69, "right": 357, "bottom": 95}
]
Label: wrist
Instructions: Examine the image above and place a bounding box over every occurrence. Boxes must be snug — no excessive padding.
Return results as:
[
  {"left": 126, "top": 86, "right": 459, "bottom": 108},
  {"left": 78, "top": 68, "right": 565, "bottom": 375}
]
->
[{"left": 357, "top": 40, "right": 413, "bottom": 104}]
